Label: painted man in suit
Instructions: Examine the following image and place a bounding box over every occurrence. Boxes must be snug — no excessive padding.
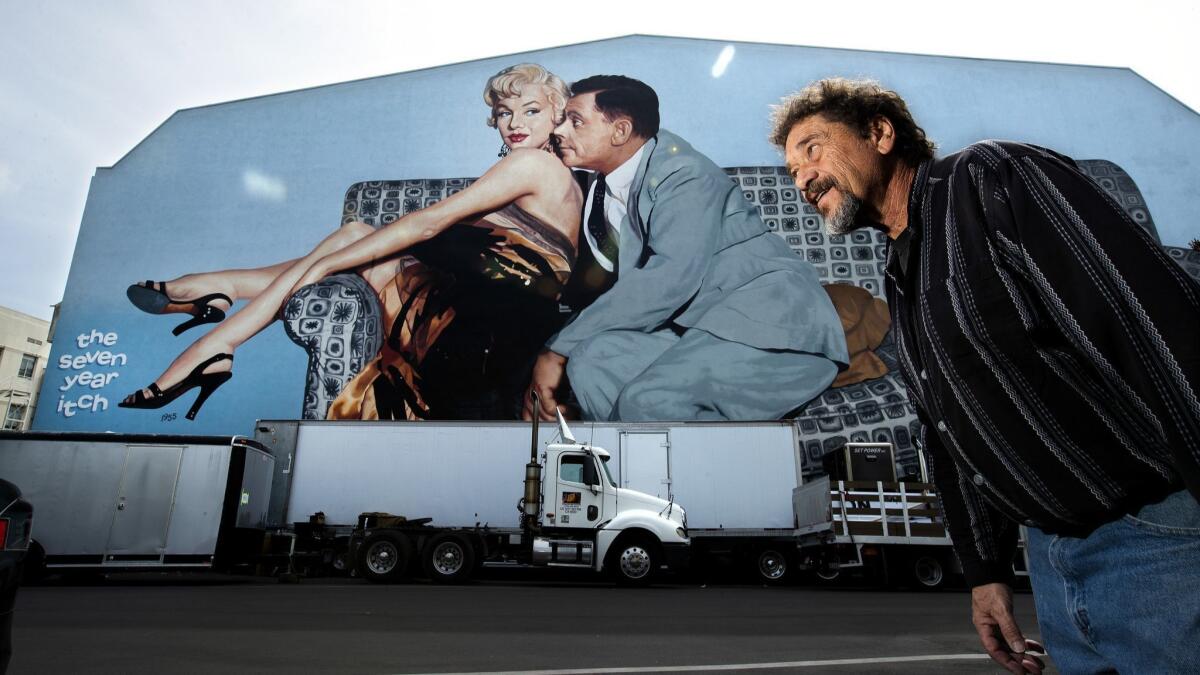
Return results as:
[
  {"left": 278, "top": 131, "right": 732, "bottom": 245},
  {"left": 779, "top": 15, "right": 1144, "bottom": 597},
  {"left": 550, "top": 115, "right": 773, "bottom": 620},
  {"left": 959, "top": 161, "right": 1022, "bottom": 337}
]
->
[{"left": 524, "top": 75, "right": 848, "bottom": 422}]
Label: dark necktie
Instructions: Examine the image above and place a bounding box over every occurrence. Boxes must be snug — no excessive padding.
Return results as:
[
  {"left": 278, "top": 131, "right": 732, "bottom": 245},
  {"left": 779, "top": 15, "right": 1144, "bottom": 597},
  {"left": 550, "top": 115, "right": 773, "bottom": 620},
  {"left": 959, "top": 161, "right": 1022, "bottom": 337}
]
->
[
  {"left": 588, "top": 173, "right": 609, "bottom": 251},
  {"left": 587, "top": 174, "right": 619, "bottom": 266}
]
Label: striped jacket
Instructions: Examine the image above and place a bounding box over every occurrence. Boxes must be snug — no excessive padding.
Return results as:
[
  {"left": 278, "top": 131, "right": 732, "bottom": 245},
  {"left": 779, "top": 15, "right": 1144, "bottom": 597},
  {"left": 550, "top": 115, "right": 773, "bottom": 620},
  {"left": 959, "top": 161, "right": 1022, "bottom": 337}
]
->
[{"left": 886, "top": 141, "right": 1200, "bottom": 587}]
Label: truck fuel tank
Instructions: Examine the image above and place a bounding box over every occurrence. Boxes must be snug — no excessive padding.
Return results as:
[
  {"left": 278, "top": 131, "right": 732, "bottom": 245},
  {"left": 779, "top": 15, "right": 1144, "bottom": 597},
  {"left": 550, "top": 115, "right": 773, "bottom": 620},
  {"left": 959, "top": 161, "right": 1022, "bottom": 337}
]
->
[{"left": 532, "top": 537, "right": 594, "bottom": 566}]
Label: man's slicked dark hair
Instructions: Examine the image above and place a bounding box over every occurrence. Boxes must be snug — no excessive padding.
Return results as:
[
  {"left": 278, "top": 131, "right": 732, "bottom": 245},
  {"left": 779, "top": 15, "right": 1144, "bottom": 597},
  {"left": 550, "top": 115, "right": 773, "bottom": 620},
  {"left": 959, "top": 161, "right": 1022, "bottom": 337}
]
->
[
  {"left": 571, "top": 75, "right": 660, "bottom": 139},
  {"left": 769, "top": 78, "right": 935, "bottom": 165}
]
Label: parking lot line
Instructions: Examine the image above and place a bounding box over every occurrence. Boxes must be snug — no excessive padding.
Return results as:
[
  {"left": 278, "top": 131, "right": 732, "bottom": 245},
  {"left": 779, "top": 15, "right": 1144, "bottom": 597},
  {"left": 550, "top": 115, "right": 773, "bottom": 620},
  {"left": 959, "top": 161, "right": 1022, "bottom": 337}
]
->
[{"left": 406, "top": 652, "right": 993, "bottom": 674}]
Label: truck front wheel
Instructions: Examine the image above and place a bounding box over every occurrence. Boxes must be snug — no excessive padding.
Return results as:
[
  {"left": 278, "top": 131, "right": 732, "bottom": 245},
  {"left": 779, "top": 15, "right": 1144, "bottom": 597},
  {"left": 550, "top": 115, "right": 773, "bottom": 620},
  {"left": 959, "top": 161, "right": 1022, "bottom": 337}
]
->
[
  {"left": 422, "top": 534, "right": 476, "bottom": 584},
  {"left": 356, "top": 531, "right": 413, "bottom": 583},
  {"left": 608, "top": 537, "right": 658, "bottom": 586}
]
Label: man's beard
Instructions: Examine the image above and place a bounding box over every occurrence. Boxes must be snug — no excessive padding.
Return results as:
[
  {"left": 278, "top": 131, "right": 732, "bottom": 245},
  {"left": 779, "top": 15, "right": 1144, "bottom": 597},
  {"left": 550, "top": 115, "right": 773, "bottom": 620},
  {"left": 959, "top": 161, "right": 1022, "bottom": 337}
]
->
[{"left": 826, "top": 191, "right": 863, "bottom": 236}]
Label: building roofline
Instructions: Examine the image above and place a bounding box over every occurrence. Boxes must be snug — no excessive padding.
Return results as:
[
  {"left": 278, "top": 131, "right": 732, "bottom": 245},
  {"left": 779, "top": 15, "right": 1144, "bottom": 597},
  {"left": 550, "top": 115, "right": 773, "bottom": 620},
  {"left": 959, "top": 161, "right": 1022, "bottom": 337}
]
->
[
  {"left": 0, "top": 304, "right": 52, "bottom": 327},
  {"left": 107, "top": 33, "right": 1195, "bottom": 168}
]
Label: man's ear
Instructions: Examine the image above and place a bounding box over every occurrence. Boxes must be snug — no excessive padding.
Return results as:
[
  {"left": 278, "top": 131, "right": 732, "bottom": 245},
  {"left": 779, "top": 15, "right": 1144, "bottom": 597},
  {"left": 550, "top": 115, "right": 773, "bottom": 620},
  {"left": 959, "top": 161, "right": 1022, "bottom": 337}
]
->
[
  {"left": 870, "top": 115, "right": 897, "bottom": 156},
  {"left": 610, "top": 117, "right": 634, "bottom": 146}
]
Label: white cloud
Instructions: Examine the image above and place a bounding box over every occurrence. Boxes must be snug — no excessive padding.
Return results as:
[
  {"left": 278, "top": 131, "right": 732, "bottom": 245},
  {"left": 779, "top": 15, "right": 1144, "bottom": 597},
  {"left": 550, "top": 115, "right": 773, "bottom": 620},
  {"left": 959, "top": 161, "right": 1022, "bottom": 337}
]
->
[{"left": 242, "top": 169, "right": 287, "bottom": 203}]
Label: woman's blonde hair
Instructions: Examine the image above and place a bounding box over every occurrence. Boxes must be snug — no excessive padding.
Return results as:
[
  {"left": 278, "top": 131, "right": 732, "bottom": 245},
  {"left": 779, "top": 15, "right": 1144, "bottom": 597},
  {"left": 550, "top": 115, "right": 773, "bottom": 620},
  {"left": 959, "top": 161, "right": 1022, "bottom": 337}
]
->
[{"left": 484, "top": 63, "right": 570, "bottom": 128}]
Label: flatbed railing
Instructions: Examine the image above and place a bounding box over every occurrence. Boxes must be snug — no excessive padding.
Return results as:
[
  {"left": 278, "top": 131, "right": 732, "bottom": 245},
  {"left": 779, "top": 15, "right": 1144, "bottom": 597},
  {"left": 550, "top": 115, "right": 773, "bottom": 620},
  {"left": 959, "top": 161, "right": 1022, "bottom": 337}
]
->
[{"left": 829, "top": 480, "right": 948, "bottom": 540}]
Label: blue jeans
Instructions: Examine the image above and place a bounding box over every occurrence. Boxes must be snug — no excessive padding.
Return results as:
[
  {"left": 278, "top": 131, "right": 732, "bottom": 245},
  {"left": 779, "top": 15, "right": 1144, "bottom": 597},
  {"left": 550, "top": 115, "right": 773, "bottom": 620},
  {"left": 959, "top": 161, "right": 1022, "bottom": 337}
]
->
[{"left": 1025, "top": 490, "right": 1200, "bottom": 674}]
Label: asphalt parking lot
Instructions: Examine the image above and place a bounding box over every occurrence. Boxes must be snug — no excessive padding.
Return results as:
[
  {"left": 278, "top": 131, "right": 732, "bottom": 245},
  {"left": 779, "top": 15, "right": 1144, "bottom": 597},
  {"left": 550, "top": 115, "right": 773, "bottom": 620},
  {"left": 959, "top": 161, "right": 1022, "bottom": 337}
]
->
[{"left": 8, "top": 572, "right": 1047, "bottom": 674}]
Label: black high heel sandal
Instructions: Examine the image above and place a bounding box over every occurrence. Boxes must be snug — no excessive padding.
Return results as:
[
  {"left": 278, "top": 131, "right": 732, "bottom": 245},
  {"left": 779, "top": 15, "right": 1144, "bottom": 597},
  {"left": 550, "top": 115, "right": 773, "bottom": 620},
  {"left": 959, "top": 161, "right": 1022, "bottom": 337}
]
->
[
  {"left": 126, "top": 281, "right": 233, "bottom": 336},
  {"left": 118, "top": 353, "right": 233, "bottom": 420}
]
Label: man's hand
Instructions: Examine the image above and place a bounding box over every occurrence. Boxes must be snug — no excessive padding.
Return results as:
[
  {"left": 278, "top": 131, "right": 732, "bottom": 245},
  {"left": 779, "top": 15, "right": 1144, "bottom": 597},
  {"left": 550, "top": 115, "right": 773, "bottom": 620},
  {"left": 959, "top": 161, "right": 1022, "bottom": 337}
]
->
[
  {"left": 972, "top": 582, "right": 1045, "bottom": 674},
  {"left": 523, "top": 350, "right": 568, "bottom": 421}
]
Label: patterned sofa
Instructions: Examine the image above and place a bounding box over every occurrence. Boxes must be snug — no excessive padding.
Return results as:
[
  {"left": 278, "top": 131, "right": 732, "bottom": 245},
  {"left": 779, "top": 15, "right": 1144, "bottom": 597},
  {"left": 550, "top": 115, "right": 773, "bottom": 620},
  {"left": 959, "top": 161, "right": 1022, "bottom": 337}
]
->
[{"left": 282, "top": 161, "right": 1200, "bottom": 478}]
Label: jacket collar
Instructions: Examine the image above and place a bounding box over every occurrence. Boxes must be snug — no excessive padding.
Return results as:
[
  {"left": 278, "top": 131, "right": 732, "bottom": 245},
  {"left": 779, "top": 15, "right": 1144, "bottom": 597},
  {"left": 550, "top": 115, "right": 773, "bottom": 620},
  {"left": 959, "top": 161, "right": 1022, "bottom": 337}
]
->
[
  {"left": 886, "top": 159, "right": 932, "bottom": 283},
  {"left": 629, "top": 133, "right": 663, "bottom": 238}
]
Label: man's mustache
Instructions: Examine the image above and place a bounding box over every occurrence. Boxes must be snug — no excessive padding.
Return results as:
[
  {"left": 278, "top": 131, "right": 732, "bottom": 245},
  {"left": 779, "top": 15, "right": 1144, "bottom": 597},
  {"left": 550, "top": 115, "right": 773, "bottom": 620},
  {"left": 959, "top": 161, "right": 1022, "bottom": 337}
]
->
[{"left": 804, "top": 176, "right": 839, "bottom": 205}]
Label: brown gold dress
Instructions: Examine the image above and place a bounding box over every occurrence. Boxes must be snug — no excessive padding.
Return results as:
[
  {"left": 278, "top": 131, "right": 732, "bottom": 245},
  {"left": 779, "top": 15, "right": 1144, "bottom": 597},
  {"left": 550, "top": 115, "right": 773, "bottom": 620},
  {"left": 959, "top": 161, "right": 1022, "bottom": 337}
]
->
[{"left": 327, "top": 202, "right": 575, "bottom": 420}]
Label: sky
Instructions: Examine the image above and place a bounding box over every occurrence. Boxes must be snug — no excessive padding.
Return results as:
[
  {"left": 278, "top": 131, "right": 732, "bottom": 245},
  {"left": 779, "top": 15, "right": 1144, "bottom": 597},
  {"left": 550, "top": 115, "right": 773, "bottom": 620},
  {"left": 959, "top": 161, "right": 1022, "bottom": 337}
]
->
[{"left": 1, "top": 0, "right": 1197, "bottom": 322}]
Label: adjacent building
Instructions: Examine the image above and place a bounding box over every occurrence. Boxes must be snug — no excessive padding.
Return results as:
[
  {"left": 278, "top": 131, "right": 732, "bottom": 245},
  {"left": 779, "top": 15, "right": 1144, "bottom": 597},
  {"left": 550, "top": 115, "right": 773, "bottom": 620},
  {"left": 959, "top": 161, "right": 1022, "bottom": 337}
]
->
[{"left": 0, "top": 305, "right": 51, "bottom": 431}]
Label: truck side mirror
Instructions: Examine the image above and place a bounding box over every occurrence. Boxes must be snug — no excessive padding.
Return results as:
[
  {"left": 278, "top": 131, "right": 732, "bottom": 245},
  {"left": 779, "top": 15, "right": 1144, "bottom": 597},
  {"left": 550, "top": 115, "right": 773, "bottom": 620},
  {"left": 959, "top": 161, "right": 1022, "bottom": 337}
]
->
[{"left": 582, "top": 458, "right": 599, "bottom": 493}]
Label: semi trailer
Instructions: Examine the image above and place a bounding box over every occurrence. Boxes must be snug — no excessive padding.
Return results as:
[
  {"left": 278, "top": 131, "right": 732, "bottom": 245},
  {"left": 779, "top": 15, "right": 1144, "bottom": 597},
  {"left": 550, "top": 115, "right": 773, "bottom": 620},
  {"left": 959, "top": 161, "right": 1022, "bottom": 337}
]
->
[
  {"left": 0, "top": 431, "right": 273, "bottom": 577},
  {"left": 258, "top": 410, "right": 690, "bottom": 585}
]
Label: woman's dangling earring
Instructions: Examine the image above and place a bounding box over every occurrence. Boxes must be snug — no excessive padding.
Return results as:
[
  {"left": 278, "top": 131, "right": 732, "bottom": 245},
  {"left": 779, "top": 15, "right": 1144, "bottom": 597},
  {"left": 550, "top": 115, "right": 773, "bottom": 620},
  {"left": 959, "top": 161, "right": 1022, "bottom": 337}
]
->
[{"left": 498, "top": 144, "right": 510, "bottom": 158}]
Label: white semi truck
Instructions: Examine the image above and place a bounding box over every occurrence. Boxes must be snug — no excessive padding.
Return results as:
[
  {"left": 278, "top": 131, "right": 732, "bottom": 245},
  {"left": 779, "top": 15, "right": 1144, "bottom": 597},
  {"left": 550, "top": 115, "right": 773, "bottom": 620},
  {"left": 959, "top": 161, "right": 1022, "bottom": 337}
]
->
[
  {"left": 256, "top": 416, "right": 958, "bottom": 586},
  {"left": 259, "top": 411, "right": 690, "bottom": 585}
]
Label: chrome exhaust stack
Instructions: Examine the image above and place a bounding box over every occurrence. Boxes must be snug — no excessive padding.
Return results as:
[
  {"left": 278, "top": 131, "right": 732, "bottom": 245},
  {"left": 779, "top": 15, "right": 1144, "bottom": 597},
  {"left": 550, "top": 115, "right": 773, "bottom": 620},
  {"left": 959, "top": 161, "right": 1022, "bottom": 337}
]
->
[{"left": 522, "top": 392, "right": 543, "bottom": 529}]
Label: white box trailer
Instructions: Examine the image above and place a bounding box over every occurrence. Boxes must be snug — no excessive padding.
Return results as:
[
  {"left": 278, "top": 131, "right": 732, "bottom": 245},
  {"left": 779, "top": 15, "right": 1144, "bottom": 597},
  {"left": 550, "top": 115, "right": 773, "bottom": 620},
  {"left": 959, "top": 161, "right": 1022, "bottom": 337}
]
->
[
  {"left": 0, "top": 431, "right": 273, "bottom": 576},
  {"left": 260, "top": 420, "right": 800, "bottom": 530},
  {"left": 261, "top": 420, "right": 571, "bottom": 528}
]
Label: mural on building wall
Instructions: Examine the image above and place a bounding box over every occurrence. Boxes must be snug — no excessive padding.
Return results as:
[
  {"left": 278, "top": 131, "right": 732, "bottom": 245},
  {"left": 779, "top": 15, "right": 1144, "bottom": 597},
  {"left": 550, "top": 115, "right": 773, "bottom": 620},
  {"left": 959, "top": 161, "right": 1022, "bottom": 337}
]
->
[{"left": 33, "top": 39, "right": 1199, "bottom": 480}]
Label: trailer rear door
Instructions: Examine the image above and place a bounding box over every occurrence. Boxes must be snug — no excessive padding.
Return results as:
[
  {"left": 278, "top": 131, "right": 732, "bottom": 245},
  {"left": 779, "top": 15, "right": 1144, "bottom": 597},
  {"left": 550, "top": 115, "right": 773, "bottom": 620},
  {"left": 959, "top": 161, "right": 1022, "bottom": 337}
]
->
[
  {"left": 105, "top": 445, "right": 183, "bottom": 557},
  {"left": 619, "top": 432, "right": 671, "bottom": 500}
]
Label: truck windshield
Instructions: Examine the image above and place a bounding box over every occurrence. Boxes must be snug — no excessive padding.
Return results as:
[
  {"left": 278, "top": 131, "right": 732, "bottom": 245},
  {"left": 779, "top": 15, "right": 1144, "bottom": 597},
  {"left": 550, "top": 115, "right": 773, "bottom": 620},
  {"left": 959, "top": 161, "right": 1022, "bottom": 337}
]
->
[{"left": 601, "top": 457, "right": 616, "bottom": 487}]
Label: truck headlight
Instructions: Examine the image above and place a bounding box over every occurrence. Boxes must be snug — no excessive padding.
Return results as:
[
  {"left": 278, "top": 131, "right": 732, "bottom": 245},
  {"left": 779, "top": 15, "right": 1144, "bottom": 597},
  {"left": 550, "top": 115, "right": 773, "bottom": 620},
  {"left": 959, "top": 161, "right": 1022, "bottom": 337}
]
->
[{"left": 675, "top": 527, "right": 688, "bottom": 540}]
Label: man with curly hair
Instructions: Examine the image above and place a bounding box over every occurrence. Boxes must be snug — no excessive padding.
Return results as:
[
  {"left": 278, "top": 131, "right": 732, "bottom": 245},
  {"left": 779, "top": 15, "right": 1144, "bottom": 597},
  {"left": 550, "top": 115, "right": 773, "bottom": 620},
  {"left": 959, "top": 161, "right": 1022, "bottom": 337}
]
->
[{"left": 771, "top": 77, "right": 1200, "bottom": 674}]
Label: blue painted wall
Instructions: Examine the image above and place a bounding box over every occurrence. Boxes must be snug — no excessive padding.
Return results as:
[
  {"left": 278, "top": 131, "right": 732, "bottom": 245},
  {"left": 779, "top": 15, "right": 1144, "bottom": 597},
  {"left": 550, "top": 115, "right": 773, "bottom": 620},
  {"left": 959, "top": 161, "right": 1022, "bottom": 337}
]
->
[{"left": 34, "top": 35, "right": 1200, "bottom": 434}]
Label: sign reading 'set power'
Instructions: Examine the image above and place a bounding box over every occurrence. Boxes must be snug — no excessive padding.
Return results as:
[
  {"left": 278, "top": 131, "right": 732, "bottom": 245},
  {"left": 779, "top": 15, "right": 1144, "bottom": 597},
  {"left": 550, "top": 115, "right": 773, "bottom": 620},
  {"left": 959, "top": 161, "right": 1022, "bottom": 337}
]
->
[{"left": 825, "top": 443, "right": 897, "bottom": 482}]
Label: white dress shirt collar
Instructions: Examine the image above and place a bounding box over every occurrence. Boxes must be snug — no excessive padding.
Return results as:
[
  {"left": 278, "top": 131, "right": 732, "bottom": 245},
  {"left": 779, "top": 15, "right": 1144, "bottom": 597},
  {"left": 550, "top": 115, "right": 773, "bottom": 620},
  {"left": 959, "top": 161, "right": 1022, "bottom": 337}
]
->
[
  {"left": 583, "top": 142, "right": 647, "bottom": 272},
  {"left": 604, "top": 142, "right": 646, "bottom": 206}
]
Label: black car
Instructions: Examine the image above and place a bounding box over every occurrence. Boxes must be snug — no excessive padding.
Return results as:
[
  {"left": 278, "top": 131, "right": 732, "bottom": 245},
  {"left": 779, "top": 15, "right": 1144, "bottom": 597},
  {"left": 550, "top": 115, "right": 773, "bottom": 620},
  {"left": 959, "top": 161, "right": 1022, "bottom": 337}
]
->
[{"left": 0, "top": 479, "right": 33, "bottom": 674}]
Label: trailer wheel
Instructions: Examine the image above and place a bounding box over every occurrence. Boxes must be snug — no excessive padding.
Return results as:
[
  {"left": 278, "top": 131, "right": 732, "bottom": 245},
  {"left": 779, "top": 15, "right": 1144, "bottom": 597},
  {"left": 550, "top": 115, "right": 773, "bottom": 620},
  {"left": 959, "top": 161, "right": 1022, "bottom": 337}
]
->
[
  {"left": 811, "top": 564, "right": 842, "bottom": 585},
  {"left": 911, "top": 553, "right": 946, "bottom": 590},
  {"left": 422, "top": 534, "right": 476, "bottom": 584},
  {"left": 754, "top": 548, "right": 789, "bottom": 584},
  {"left": 356, "top": 531, "right": 413, "bottom": 583},
  {"left": 608, "top": 536, "right": 658, "bottom": 586}
]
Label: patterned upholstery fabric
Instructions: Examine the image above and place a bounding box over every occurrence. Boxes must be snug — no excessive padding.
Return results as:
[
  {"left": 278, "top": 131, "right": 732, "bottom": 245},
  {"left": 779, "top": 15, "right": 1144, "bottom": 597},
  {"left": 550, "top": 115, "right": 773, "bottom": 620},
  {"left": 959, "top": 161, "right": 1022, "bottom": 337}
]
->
[
  {"left": 341, "top": 179, "right": 476, "bottom": 228},
  {"left": 281, "top": 273, "right": 383, "bottom": 420},
  {"left": 1164, "top": 245, "right": 1200, "bottom": 282},
  {"left": 284, "top": 162, "right": 1192, "bottom": 481},
  {"left": 1076, "top": 160, "right": 1160, "bottom": 243}
]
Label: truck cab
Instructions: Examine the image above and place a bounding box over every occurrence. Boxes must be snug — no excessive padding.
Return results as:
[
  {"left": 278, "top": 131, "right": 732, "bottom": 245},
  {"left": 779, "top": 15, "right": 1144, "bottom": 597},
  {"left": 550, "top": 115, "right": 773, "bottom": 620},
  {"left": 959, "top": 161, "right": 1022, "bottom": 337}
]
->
[
  {"left": 342, "top": 413, "right": 689, "bottom": 586},
  {"left": 537, "top": 438, "right": 689, "bottom": 583}
]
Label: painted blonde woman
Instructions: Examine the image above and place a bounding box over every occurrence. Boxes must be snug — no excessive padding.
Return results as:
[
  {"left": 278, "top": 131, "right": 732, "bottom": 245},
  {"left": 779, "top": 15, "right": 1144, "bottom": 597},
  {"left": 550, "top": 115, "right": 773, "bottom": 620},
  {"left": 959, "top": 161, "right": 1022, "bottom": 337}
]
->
[{"left": 121, "top": 64, "right": 581, "bottom": 420}]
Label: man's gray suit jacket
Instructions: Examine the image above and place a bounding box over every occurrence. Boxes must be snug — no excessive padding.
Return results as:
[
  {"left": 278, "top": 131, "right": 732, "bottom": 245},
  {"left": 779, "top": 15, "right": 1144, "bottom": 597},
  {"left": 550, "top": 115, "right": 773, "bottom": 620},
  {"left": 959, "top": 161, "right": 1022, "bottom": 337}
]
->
[{"left": 548, "top": 129, "right": 848, "bottom": 367}]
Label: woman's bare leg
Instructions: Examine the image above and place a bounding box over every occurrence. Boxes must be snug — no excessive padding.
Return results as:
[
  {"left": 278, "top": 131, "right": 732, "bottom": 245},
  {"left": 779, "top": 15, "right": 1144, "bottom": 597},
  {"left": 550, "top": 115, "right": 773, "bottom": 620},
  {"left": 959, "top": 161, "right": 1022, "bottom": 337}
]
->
[
  {"left": 130, "top": 221, "right": 379, "bottom": 394},
  {"left": 147, "top": 259, "right": 297, "bottom": 310},
  {"left": 134, "top": 221, "right": 384, "bottom": 308}
]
